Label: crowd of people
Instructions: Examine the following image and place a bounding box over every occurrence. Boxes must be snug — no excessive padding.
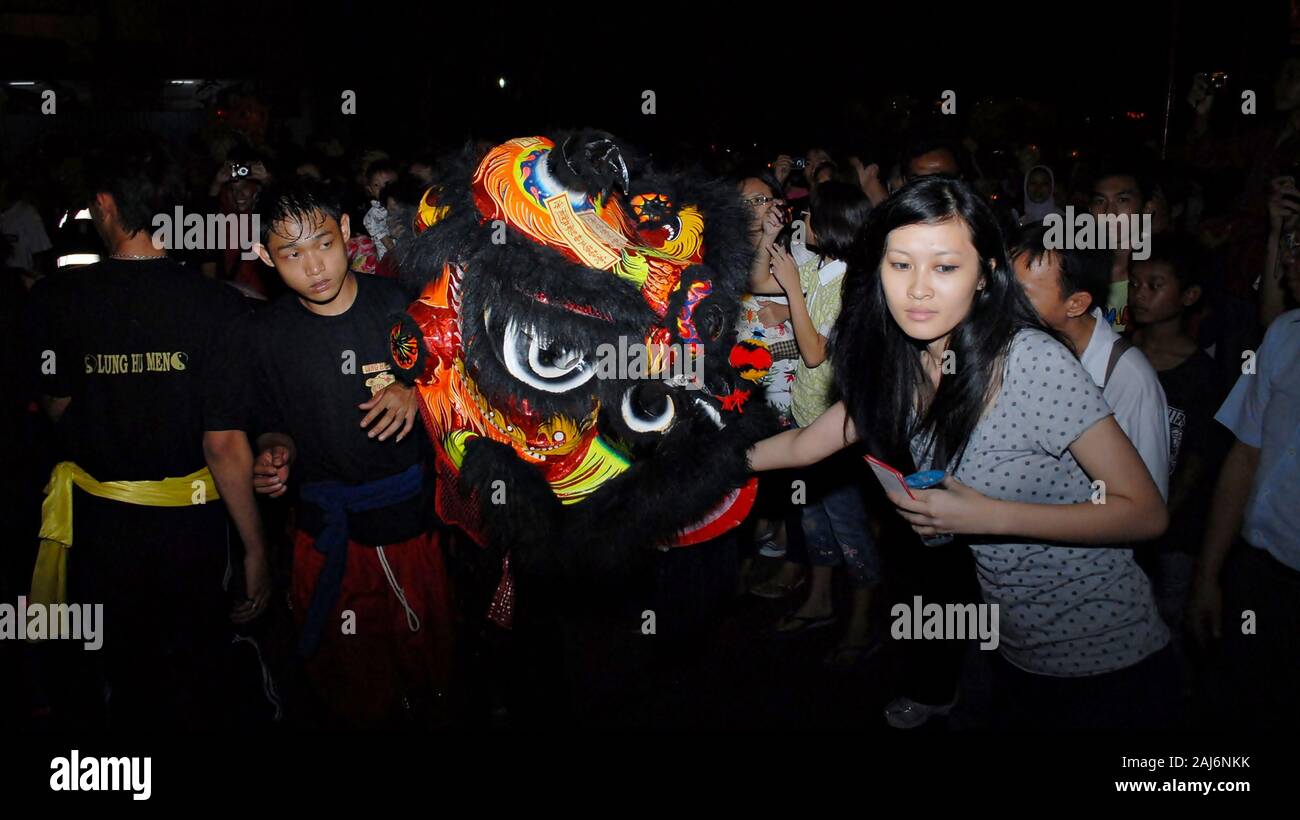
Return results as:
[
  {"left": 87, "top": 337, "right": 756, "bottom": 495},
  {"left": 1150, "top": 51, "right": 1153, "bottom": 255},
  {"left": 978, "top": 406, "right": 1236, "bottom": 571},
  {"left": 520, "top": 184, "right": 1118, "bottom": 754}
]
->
[{"left": 2, "top": 60, "right": 1298, "bottom": 732}]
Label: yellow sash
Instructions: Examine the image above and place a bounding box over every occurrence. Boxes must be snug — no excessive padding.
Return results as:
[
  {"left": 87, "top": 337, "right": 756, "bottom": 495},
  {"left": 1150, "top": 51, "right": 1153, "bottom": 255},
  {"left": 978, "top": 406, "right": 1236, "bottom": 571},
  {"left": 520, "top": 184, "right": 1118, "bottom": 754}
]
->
[{"left": 31, "top": 462, "right": 221, "bottom": 606}]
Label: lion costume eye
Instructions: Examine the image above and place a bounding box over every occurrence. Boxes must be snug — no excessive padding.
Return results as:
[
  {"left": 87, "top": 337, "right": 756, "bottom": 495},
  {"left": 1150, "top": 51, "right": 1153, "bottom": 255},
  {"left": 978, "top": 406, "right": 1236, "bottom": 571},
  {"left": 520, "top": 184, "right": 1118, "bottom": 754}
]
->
[
  {"left": 620, "top": 384, "right": 676, "bottom": 433},
  {"left": 492, "top": 308, "right": 595, "bottom": 393}
]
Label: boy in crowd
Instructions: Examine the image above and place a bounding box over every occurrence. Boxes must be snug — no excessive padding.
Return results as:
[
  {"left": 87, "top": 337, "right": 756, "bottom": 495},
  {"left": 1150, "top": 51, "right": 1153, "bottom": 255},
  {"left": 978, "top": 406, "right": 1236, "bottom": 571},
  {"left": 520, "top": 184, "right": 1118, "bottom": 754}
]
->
[
  {"left": 362, "top": 159, "right": 400, "bottom": 261},
  {"left": 233, "top": 179, "right": 452, "bottom": 726},
  {"left": 1129, "top": 236, "right": 1231, "bottom": 631},
  {"left": 1012, "top": 226, "right": 1170, "bottom": 499}
]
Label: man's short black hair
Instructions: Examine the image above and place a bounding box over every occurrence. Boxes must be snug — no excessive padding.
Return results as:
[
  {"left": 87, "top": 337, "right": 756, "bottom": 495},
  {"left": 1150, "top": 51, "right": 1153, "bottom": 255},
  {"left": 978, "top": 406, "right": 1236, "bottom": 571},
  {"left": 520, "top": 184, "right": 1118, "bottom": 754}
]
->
[
  {"left": 1137, "top": 233, "right": 1205, "bottom": 292},
  {"left": 901, "top": 135, "right": 969, "bottom": 180},
  {"left": 1010, "top": 224, "right": 1113, "bottom": 313},
  {"left": 365, "top": 159, "right": 399, "bottom": 183},
  {"left": 379, "top": 174, "right": 428, "bottom": 209},
  {"left": 83, "top": 134, "right": 184, "bottom": 236},
  {"left": 257, "top": 178, "right": 344, "bottom": 247},
  {"left": 1090, "top": 156, "right": 1154, "bottom": 205}
]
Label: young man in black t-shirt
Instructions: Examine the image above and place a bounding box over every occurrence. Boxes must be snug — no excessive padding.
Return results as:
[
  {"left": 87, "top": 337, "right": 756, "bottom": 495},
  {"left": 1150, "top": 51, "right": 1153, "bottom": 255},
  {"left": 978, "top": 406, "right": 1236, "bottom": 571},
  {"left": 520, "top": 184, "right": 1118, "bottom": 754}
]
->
[
  {"left": 1129, "top": 237, "right": 1231, "bottom": 636},
  {"left": 235, "top": 180, "right": 451, "bottom": 726},
  {"left": 24, "top": 139, "right": 274, "bottom": 728}
]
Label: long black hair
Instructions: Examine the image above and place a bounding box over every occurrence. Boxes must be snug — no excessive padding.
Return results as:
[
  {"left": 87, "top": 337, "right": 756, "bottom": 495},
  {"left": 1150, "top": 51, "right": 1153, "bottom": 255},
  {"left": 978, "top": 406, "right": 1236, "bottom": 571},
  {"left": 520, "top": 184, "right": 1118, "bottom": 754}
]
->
[
  {"left": 832, "top": 176, "right": 1053, "bottom": 473},
  {"left": 808, "top": 180, "right": 871, "bottom": 261}
]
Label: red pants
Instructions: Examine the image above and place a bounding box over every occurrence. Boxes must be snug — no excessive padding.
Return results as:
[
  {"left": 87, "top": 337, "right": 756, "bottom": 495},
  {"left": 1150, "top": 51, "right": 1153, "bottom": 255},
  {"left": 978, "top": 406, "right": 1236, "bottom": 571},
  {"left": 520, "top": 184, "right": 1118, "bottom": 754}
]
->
[{"left": 290, "top": 528, "right": 453, "bottom": 727}]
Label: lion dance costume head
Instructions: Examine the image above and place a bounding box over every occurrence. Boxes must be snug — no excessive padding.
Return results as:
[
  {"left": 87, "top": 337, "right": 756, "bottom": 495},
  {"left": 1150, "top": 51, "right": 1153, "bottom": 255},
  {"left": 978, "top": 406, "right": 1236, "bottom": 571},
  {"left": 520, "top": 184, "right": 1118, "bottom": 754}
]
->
[{"left": 390, "top": 129, "right": 776, "bottom": 586}]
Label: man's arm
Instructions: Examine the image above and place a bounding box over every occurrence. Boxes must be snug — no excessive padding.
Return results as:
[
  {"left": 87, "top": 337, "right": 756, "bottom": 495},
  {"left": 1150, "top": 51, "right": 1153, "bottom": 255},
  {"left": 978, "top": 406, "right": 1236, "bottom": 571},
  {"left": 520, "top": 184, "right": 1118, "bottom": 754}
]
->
[
  {"left": 203, "top": 429, "right": 268, "bottom": 556},
  {"left": 25, "top": 275, "right": 74, "bottom": 420},
  {"left": 1197, "top": 438, "right": 1259, "bottom": 580},
  {"left": 1187, "top": 438, "right": 1260, "bottom": 644},
  {"left": 1190, "top": 312, "right": 1282, "bottom": 587},
  {"left": 749, "top": 244, "right": 780, "bottom": 293},
  {"left": 203, "top": 429, "right": 273, "bottom": 622}
]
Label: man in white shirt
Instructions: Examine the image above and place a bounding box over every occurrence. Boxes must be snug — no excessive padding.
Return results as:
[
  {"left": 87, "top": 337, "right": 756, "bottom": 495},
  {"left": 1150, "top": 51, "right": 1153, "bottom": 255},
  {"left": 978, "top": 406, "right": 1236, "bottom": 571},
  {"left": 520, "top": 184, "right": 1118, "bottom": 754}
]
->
[
  {"left": 1012, "top": 228, "right": 1170, "bottom": 498},
  {"left": 1076, "top": 305, "right": 1170, "bottom": 499},
  {"left": 0, "top": 175, "right": 52, "bottom": 276}
]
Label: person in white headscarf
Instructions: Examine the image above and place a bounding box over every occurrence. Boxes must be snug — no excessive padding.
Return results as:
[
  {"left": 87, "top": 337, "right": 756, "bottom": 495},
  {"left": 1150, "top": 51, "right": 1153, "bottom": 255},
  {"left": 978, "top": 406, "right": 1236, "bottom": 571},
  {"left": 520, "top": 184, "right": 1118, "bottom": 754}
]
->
[{"left": 1016, "top": 164, "right": 1064, "bottom": 226}]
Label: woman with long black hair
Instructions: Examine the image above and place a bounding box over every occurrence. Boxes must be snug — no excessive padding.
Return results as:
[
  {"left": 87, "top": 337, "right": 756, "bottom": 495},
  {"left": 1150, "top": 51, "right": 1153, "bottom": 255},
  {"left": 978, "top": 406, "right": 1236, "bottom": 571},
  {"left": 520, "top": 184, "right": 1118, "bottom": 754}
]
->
[{"left": 748, "top": 176, "right": 1174, "bottom": 730}]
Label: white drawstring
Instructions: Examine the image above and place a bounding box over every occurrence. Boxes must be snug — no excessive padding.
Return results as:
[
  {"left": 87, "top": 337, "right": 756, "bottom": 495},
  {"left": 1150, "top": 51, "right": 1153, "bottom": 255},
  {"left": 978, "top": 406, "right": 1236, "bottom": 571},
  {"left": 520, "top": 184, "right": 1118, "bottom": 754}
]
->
[
  {"left": 231, "top": 634, "right": 283, "bottom": 721},
  {"left": 375, "top": 545, "right": 421, "bottom": 633}
]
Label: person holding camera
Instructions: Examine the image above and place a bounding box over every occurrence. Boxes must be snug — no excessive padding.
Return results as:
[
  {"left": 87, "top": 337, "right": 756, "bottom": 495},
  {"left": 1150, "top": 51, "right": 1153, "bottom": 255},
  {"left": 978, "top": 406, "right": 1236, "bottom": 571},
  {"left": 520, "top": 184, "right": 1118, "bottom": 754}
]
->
[
  {"left": 1260, "top": 173, "right": 1300, "bottom": 325},
  {"left": 201, "top": 149, "right": 275, "bottom": 297}
]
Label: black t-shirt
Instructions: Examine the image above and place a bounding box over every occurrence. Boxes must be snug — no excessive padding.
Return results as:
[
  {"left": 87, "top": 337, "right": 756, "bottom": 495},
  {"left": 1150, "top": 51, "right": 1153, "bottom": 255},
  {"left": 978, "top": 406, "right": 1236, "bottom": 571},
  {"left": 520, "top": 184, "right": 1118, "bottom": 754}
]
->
[
  {"left": 25, "top": 257, "right": 252, "bottom": 481},
  {"left": 221, "top": 273, "right": 429, "bottom": 543},
  {"left": 1156, "top": 350, "right": 1231, "bottom": 552}
]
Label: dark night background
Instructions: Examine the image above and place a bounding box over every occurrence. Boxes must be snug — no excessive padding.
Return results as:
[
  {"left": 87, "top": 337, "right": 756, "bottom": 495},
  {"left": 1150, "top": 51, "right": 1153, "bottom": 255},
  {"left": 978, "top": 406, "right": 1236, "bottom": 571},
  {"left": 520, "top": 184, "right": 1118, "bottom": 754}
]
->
[{"left": 1, "top": 0, "right": 1295, "bottom": 164}]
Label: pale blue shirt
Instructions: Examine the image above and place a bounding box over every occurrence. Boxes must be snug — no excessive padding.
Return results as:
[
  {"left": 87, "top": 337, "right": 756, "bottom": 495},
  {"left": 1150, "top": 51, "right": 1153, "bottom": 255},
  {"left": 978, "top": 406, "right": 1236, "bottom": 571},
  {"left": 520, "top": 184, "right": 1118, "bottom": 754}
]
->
[{"left": 1215, "top": 309, "right": 1300, "bottom": 570}]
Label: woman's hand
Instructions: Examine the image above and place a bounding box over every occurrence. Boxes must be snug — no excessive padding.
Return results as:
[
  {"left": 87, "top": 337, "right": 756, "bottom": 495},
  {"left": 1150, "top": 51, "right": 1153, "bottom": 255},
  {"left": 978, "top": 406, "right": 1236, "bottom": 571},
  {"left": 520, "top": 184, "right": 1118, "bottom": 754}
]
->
[
  {"left": 887, "top": 476, "right": 999, "bottom": 537},
  {"left": 248, "top": 160, "right": 271, "bottom": 184},
  {"left": 760, "top": 204, "right": 784, "bottom": 241},
  {"left": 769, "top": 243, "right": 801, "bottom": 294},
  {"left": 772, "top": 155, "right": 794, "bottom": 185},
  {"left": 1267, "top": 176, "right": 1300, "bottom": 233},
  {"left": 850, "top": 157, "right": 888, "bottom": 205}
]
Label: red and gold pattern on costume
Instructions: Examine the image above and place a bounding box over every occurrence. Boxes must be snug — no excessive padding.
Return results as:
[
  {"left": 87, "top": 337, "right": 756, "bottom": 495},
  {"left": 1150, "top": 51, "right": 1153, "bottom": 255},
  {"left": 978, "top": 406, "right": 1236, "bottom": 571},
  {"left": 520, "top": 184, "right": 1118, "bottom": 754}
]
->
[
  {"left": 389, "top": 321, "right": 421, "bottom": 371},
  {"left": 470, "top": 137, "right": 707, "bottom": 319},
  {"left": 629, "top": 192, "right": 672, "bottom": 224},
  {"left": 414, "top": 187, "right": 450, "bottom": 234},
  {"left": 401, "top": 264, "right": 613, "bottom": 531},
  {"left": 729, "top": 339, "right": 774, "bottom": 383},
  {"left": 675, "top": 279, "right": 713, "bottom": 344}
]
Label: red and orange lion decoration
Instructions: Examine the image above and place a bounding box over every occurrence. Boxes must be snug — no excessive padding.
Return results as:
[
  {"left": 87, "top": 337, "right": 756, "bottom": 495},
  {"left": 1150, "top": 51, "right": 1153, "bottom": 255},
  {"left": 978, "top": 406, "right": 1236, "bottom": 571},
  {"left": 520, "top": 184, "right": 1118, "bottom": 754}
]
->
[{"left": 389, "top": 130, "right": 775, "bottom": 596}]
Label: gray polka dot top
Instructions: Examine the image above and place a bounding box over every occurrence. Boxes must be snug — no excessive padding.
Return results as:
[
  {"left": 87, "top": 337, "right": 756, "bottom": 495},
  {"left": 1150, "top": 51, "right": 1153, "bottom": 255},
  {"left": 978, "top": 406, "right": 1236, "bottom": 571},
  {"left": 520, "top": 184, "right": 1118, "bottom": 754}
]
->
[{"left": 910, "top": 329, "right": 1170, "bottom": 677}]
